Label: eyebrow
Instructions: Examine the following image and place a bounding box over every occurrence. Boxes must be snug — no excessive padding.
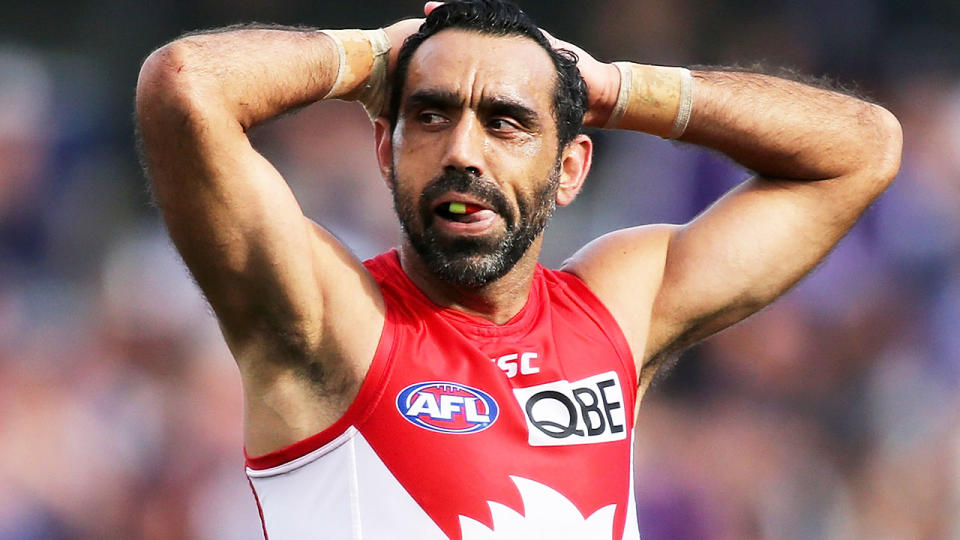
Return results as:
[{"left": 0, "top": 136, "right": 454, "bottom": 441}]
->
[
  {"left": 403, "top": 88, "right": 542, "bottom": 128},
  {"left": 480, "top": 97, "right": 541, "bottom": 128},
  {"left": 403, "top": 88, "right": 462, "bottom": 116}
]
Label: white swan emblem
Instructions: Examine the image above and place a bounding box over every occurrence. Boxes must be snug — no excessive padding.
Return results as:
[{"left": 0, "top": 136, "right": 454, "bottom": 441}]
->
[{"left": 459, "top": 476, "right": 616, "bottom": 540}]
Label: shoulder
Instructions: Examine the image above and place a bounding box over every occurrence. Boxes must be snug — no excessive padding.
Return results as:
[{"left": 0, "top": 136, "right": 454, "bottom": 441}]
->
[
  {"left": 363, "top": 249, "right": 400, "bottom": 281},
  {"left": 560, "top": 224, "right": 679, "bottom": 364},
  {"left": 360, "top": 249, "right": 428, "bottom": 317}
]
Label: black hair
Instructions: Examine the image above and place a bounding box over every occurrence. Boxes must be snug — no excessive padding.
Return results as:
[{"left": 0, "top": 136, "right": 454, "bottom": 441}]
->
[{"left": 388, "top": 0, "right": 588, "bottom": 148}]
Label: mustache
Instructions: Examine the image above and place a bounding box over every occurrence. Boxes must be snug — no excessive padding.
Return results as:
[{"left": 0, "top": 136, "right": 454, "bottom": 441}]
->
[{"left": 421, "top": 170, "right": 514, "bottom": 223}]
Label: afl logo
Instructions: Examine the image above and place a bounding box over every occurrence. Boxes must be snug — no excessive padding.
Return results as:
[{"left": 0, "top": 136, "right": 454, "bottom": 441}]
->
[{"left": 396, "top": 381, "right": 499, "bottom": 434}]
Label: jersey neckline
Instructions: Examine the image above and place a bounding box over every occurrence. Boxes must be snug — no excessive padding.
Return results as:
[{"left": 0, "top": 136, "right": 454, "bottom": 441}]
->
[{"left": 382, "top": 249, "right": 543, "bottom": 338}]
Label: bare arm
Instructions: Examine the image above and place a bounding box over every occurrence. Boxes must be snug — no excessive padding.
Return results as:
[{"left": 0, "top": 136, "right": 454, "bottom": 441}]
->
[
  {"left": 137, "top": 26, "right": 340, "bottom": 350},
  {"left": 135, "top": 24, "right": 407, "bottom": 454},
  {"left": 563, "top": 60, "right": 902, "bottom": 384}
]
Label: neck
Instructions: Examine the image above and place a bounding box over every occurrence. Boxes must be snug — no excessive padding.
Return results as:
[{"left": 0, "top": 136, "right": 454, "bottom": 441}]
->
[{"left": 398, "top": 238, "right": 544, "bottom": 325}]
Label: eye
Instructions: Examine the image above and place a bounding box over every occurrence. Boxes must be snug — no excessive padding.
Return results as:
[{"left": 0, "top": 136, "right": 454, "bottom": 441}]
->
[
  {"left": 419, "top": 111, "right": 447, "bottom": 125},
  {"left": 488, "top": 118, "right": 520, "bottom": 132}
]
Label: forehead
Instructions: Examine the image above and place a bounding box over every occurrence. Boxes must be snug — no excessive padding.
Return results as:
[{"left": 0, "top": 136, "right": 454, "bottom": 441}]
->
[{"left": 403, "top": 29, "right": 557, "bottom": 112}]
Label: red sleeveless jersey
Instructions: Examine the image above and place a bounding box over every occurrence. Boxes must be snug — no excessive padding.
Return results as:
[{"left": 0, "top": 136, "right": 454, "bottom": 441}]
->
[{"left": 246, "top": 250, "right": 640, "bottom": 539}]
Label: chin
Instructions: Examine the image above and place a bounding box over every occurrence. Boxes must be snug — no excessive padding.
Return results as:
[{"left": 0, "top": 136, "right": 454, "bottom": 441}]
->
[{"left": 425, "top": 245, "right": 514, "bottom": 288}]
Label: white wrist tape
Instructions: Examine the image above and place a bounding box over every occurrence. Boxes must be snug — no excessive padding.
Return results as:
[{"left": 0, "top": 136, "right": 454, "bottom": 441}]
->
[
  {"left": 321, "top": 30, "right": 349, "bottom": 100},
  {"left": 356, "top": 28, "right": 391, "bottom": 120},
  {"left": 605, "top": 62, "right": 694, "bottom": 139},
  {"left": 605, "top": 62, "right": 632, "bottom": 129},
  {"left": 668, "top": 68, "right": 693, "bottom": 139},
  {"left": 320, "top": 28, "right": 392, "bottom": 120}
]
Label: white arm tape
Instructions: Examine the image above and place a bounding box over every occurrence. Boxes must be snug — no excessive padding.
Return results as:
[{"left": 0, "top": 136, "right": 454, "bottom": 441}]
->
[{"left": 668, "top": 68, "right": 693, "bottom": 139}]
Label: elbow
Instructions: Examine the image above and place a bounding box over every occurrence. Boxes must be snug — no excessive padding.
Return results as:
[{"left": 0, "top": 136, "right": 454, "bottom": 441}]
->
[
  {"left": 135, "top": 41, "right": 212, "bottom": 128},
  {"left": 137, "top": 43, "right": 186, "bottom": 110},
  {"left": 865, "top": 104, "right": 903, "bottom": 191}
]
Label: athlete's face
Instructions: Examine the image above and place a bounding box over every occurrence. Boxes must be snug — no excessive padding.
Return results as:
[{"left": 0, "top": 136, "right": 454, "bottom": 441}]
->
[{"left": 378, "top": 30, "right": 571, "bottom": 288}]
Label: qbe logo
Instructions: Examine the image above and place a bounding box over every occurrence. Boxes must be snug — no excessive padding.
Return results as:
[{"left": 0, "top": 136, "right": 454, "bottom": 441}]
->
[
  {"left": 396, "top": 381, "right": 499, "bottom": 434},
  {"left": 513, "top": 371, "right": 627, "bottom": 446}
]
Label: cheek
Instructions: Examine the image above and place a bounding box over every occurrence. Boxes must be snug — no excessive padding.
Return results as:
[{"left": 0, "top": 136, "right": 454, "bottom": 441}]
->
[
  {"left": 515, "top": 146, "right": 559, "bottom": 187},
  {"left": 394, "top": 122, "right": 438, "bottom": 155},
  {"left": 517, "top": 163, "right": 560, "bottom": 211},
  {"left": 390, "top": 164, "right": 423, "bottom": 209},
  {"left": 391, "top": 124, "right": 424, "bottom": 166},
  {"left": 390, "top": 174, "right": 429, "bottom": 222},
  {"left": 391, "top": 173, "right": 414, "bottom": 204},
  {"left": 513, "top": 136, "right": 545, "bottom": 162},
  {"left": 392, "top": 134, "right": 440, "bottom": 183},
  {"left": 486, "top": 140, "right": 552, "bottom": 197},
  {"left": 503, "top": 134, "right": 556, "bottom": 179}
]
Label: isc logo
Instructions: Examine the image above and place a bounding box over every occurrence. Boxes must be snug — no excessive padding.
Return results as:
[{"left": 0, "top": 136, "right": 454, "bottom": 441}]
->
[
  {"left": 512, "top": 371, "right": 626, "bottom": 446},
  {"left": 396, "top": 381, "right": 499, "bottom": 434}
]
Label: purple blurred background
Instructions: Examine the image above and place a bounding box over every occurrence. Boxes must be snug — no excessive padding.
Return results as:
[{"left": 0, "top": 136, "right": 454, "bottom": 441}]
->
[{"left": 1, "top": 0, "right": 958, "bottom": 538}]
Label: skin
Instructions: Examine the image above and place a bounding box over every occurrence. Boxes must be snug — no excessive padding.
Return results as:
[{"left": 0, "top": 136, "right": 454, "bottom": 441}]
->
[
  {"left": 378, "top": 30, "right": 591, "bottom": 320},
  {"left": 135, "top": 4, "right": 902, "bottom": 456}
]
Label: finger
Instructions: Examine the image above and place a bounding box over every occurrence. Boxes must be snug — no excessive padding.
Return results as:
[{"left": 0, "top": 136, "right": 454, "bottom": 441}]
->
[
  {"left": 425, "top": 2, "right": 443, "bottom": 15},
  {"left": 538, "top": 28, "right": 562, "bottom": 49}
]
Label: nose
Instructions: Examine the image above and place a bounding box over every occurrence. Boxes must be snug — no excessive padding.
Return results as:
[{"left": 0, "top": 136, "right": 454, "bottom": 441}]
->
[{"left": 441, "top": 113, "right": 484, "bottom": 177}]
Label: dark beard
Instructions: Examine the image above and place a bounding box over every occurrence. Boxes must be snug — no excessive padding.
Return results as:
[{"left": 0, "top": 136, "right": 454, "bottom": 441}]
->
[{"left": 392, "top": 167, "right": 559, "bottom": 288}]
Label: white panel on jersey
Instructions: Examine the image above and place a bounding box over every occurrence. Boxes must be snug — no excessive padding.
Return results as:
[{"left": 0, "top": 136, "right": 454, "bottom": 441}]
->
[
  {"left": 247, "top": 428, "right": 640, "bottom": 539},
  {"left": 353, "top": 432, "right": 448, "bottom": 539},
  {"left": 458, "top": 476, "right": 616, "bottom": 540},
  {"left": 247, "top": 428, "right": 358, "bottom": 538},
  {"left": 247, "top": 428, "right": 447, "bottom": 540}
]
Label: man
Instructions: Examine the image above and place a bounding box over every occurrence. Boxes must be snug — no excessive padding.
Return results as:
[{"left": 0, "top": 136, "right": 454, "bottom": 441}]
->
[{"left": 135, "top": 0, "right": 901, "bottom": 538}]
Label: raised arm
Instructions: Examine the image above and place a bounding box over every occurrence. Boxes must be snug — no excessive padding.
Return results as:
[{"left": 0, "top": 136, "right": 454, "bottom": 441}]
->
[
  {"left": 135, "top": 21, "right": 418, "bottom": 454},
  {"left": 560, "top": 52, "right": 902, "bottom": 386},
  {"left": 137, "top": 26, "right": 341, "bottom": 349}
]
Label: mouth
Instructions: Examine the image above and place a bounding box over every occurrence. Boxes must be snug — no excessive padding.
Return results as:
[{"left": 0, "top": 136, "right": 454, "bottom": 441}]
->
[{"left": 431, "top": 195, "right": 500, "bottom": 234}]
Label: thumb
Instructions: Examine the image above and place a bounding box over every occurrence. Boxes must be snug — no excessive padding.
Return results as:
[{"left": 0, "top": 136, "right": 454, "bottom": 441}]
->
[{"left": 424, "top": 2, "right": 443, "bottom": 15}]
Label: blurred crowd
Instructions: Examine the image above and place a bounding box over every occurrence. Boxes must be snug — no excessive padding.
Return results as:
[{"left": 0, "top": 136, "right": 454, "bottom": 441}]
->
[{"left": 1, "top": 0, "right": 958, "bottom": 538}]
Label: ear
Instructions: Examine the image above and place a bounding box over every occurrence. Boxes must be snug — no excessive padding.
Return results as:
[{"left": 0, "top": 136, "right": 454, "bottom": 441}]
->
[
  {"left": 374, "top": 117, "right": 394, "bottom": 188},
  {"left": 556, "top": 134, "right": 592, "bottom": 207}
]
